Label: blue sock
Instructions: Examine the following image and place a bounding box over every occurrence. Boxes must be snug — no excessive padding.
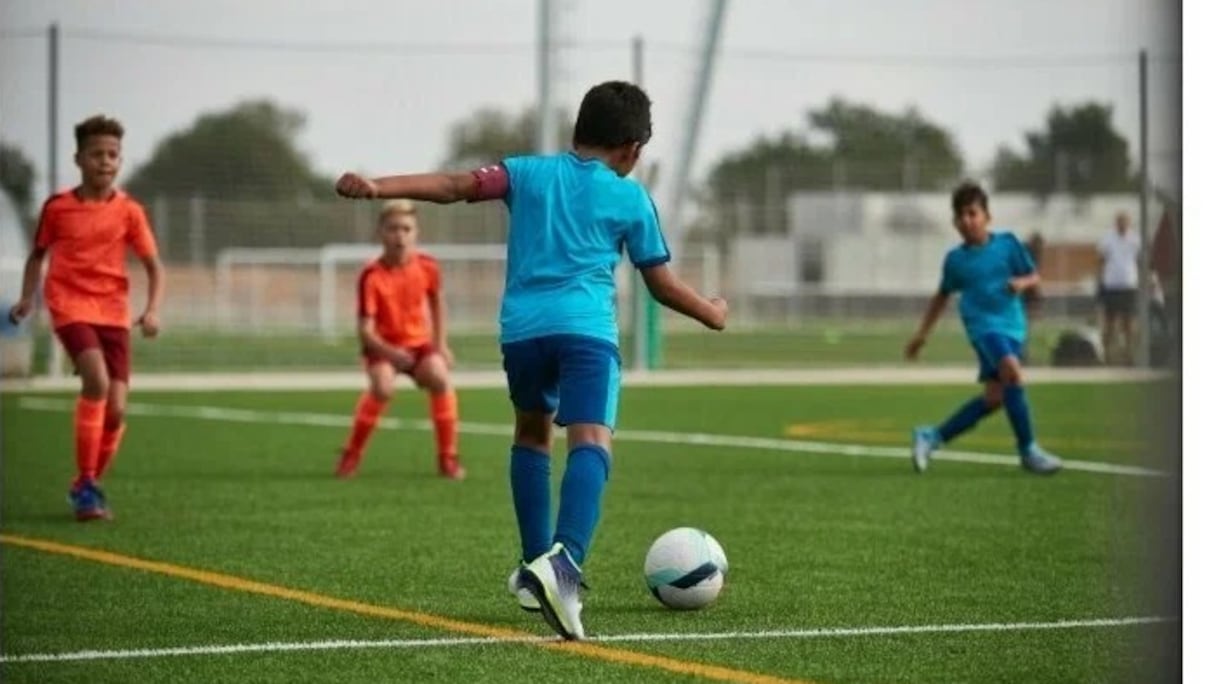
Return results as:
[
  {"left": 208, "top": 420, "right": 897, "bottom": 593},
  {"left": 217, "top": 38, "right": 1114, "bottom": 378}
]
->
[
  {"left": 510, "top": 445, "right": 552, "bottom": 564},
  {"left": 553, "top": 444, "right": 611, "bottom": 567},
  {"left": 1002, "top": 385, "right": 1036, "bottom": 454},
  {"left": 936, "top": 396, "right": 995, "bottom": 444}
]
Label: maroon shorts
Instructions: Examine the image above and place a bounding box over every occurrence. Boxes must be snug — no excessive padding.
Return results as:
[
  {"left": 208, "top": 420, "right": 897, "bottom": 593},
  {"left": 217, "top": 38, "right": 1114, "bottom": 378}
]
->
[
  {"left": 55, "top": 323, "right": 131, "bottom": 382},
  {"left": 362, "top": 343, "right": 435, "bottom": 377}
]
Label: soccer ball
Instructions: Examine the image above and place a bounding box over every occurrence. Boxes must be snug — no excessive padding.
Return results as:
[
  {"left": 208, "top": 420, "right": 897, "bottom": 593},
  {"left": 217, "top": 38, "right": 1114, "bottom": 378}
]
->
[{"left": 643, "top": 527, "right": 728, "bottom": 610}]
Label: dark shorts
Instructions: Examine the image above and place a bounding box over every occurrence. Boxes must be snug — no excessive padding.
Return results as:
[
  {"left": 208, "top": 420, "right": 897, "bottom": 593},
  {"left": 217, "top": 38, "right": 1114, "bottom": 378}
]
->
[
  {"left": 55, "top": 323, "right": 131, "bottom": 382},
  {"left": 1101, "top": 288, "right": 1137, "bottom": 317},
  {"left": 971, "top": 333, "right": 1024, "bottom": 383},
  {"left": 362, "top": 343, "right": 435, "bottom": 377},
  {"left": 501, "top": 334, "right": 622, "bottom": 430}
]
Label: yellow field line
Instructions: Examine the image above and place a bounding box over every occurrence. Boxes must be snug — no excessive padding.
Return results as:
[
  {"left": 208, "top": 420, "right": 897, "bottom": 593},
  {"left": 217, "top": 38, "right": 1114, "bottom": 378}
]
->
[{"left": 0, "top": 533, "right": 814, "bottom": 684}]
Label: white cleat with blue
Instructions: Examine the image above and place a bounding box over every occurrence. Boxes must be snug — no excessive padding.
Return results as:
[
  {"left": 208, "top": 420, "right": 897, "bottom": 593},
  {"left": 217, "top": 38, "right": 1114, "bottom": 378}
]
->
[
  {"left": 516, "top": 542, "right": 586, "bottom": 640},
  {"left": 507, "top": 566, "right": 541, "bottom": 612},
  {"left": 1020, "top": 444, "right": 1063, "bottom": 475},
  {"left": 911, "top": 425, "right": 940, "bottom": 473}
]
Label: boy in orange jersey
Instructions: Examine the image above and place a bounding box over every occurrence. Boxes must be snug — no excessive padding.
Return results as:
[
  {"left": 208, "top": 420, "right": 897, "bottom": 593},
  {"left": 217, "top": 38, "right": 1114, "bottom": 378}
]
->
[
  {"left": 9, "top": 114, "right": 165, "bottom": 521},
  {"left": 335, "top": 200, "right": 465, "bottom": 480}
]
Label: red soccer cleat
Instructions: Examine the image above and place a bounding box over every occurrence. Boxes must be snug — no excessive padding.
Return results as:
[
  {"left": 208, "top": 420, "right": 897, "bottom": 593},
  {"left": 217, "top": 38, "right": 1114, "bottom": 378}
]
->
[
  {"left": 438, "top": 455, "right": 466, "bottom": 481},
  {"left": 335, "top": 449, "right": 361, "bottom": 479}
]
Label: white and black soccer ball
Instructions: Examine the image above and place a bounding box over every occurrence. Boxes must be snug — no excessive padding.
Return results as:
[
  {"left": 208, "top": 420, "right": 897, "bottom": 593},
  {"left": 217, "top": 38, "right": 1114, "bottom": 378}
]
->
[{"left": 643, "top": 527, "right": 729, "bottom": 610}]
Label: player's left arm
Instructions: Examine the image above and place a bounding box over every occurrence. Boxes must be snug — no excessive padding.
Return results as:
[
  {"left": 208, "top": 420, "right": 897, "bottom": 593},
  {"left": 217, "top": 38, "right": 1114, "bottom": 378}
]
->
[
  {"left": 129, "top": 203, "right": 165, "bottom": 338},
  {"left": 137, "top": 255, "right": 166, "bottom": 338},
  {"left": 425, "top": 262, "right": 454, "bottom": 365},
  {"left": 335, "top": 164, "right": 509, "bottom": 206},
  {"left": 1006, "top": 235, "right": 1040, "bottom": 294},
  {"left": 628, "top": 189, "right": 727, "bottom": 331}
]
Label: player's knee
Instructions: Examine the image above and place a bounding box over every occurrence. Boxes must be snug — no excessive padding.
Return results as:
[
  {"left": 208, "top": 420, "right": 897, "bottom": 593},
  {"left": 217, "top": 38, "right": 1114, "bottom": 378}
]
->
[
  {"left": 422, "top": 370, "right": 450, "bottom": 394},
  {"left": 514, "top": 414, "right": 553, "bottom": 450},
  {"left": 105, "top": 404, "right": 125, "bottom": 431},
  {"left": 566, "top": 423, "right": 613, "bottom": 450},
  {"left": 80, "top": 368, "right": 109, "bottom": 399},
  {"left": 997, "top": 361, "right": 1023, "bottom": 386},
  {"left": 370, "top": 383, "right": 394, "bottom": 403}
]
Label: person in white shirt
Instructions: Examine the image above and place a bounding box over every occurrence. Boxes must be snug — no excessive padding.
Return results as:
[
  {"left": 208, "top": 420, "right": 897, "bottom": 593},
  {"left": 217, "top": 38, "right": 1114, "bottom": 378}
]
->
[{"left": 1096, "top": 212, "right": 1141, "bottom": 365}]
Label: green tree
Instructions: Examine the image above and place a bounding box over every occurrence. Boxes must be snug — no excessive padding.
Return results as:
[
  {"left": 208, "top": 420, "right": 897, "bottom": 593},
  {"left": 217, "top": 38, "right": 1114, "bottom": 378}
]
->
[
  {"left": 442, "top": 106, "right": 574, "bottom": 169},
  {"left": 808, "top": 98, "right": 964, "bottom": 190},
  {"left": 704, "top": 133, "right": 830, "bottom": 240},
  {"left": 703, "top": 98, "right": 964, "bottom": 239},
  {"left": 126, "top": 99, "right": 331, "bottom": 200},
  {"left": 992, "top": 102, "right": 1136, "bottom": 198},
  {"left": 0, "top": 142, "right": 36, "bottom": 223}
]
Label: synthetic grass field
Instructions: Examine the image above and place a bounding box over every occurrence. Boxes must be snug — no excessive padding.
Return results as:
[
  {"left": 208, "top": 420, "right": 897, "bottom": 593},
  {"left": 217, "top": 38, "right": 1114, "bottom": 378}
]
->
[
  {"left": 28, "top": 321, "right": 1074, "bottom": 372},
  {"left": 1, "top": 380, "right": 1178, "bottom": 683}
]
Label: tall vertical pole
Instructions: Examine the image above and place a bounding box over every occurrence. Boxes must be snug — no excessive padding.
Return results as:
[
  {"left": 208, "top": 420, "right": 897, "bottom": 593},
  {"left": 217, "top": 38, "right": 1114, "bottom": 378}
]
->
[
  {"left": 663, "top": 0, "right": 728, "bottom": 256},
  {"left": 536, "top": 0, "right": 557, "bottom": 154},
  {"left": 46, "top": 22, "right": 64, "bottom": 378},
  {"left": 653, "top": 0, "right": 729, "bottom": 369},
  {"left": 629, "top": 36, "right": 657, "bottom": 371},
  {"left": 1136, "top": 49, "right": 1152, "bottom": 368},
  {"left": 48, "top": 23, "right": 59, "bottom": 201}
]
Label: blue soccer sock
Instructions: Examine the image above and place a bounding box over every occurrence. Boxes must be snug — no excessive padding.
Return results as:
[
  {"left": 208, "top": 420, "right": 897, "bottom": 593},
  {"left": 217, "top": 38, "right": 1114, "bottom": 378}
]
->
[
  {"left": 936, "top": 396, "right": 995, "bottom": 444},
  {"left": 510, "top": 445, "right": 552, "bottom": 564},
  {"left": 1002, "top": 384, "right": 1036, "bottom": 454},
  {"left": 553, "top": 444, "right": 611, "bottom": 567}
]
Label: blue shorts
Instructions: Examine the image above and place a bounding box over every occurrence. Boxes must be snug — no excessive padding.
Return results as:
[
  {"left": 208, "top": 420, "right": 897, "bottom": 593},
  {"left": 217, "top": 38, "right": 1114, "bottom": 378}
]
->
[
  {"left": 971, "top": 333, "right": 1024, "bottom": 382},
  {"left": 501, "top": 334, "right": 622, "bottom": 430}
]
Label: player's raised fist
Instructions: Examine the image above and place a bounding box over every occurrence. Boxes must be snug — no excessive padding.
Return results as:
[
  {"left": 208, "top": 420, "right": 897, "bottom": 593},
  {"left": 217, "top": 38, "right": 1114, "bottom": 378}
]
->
[
  {"left": 335, "top": 173, "right": 379, "bottom": 199},
  {"left": 707, "top": 297, "right": 728, "bottom": 331}
]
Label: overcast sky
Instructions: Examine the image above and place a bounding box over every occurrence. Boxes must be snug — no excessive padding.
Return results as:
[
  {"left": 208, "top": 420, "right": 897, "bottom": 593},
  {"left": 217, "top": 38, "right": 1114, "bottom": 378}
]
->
[{"left": 0, "top": 0, "right": 1180, "bottom": 202}]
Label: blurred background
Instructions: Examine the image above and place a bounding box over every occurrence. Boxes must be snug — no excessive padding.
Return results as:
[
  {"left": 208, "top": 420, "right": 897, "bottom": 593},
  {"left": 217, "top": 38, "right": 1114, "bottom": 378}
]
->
[{"left": 0, "top": 0, "right": 1181, "bottom": 377}]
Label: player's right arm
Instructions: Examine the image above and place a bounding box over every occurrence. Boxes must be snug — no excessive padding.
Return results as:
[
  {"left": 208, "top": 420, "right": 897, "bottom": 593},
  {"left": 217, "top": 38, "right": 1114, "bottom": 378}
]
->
[
  {"left": 8, "top": 247, "right": 47, "bottom": 324},
  {"left": 640, "top": 266, "right": 728, "bottom": 331},
  {"left": 357, "top": 316, "right": 415, "bottom": 372},
  {"left": 8, "top": 199, "right": 56, "bottom": 325},
  {"left": 906, "top": 253, "right": 957, "bottom": 360},
  {"left": 335, "top": 164, "right": 509, "bottom": 205}
]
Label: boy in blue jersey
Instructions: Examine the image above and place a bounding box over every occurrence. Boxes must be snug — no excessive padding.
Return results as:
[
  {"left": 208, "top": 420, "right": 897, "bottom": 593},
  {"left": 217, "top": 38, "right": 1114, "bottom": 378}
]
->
[
  {"left": 904, "top": 181, "right": 1062, "bottom": 476},
  {"left": 335, "top": 81, "right": 728, "bottom": 640}
]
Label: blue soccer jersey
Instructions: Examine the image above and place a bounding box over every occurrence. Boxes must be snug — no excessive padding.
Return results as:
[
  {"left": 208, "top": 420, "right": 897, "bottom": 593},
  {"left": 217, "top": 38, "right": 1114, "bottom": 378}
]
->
[
  {"left": 938, "top": 231, "right": 1036, "bottom": 343},
  {"left": 498, "top": 152, "right": 671, "bottom": 346}
]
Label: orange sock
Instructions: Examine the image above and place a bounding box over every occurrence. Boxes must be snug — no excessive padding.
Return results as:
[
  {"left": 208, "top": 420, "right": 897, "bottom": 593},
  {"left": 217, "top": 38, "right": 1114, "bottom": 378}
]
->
[
  {"left": 74, "top": 398, "right": 106, "bottom": 487},
  {"left": 343, "top": 393, "right": 387, "bottom": 461},
  {"left": 96, "top": 422, "right": 126, "bottom": 481},
  {"left": 430, "top": 390, "right": 459, "bottom": 458}
]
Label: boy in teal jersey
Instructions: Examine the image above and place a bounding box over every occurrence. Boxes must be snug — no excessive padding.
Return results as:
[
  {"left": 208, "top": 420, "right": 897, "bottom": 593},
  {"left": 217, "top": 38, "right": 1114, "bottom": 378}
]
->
[
  {"left": 335, "top": 81, "right": 728, "bottom": 640},
  {"left": 905, "top": 181, "right": 1062, "bottom": 476}
]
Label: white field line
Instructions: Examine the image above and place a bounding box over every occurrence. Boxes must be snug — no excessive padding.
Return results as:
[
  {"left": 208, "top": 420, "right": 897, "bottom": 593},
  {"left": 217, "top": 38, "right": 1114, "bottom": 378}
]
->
[
  {"left": 0, "top": 616, "right": 1174, "bottom": 664},
  {"left": 15, "top": 398, "right": 1170, "bottom": 478},
  {"left": 0, "top": 366, "right": 1172, "bottom": 393}
]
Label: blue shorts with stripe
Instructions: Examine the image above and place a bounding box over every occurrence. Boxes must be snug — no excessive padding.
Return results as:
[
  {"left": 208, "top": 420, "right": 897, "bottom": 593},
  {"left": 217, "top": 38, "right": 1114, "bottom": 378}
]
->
[
  {"left": 971, "top": 332, "right": 1025, "bottom": 383},
  {"left": 501, "top": 334, "right": 622, "bottom": 430}
]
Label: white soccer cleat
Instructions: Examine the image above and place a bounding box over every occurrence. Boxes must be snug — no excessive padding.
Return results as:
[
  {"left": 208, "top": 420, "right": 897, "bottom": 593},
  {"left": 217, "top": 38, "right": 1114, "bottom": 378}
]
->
[
  {"left": 507, "top": 566, "right": 541, "bottom": 612},
  {"left": 911, "top": 426, "right": 939, "bottom": 473},
  {"left": 517, "top": 543, "right": 586, "bottom": 640}
]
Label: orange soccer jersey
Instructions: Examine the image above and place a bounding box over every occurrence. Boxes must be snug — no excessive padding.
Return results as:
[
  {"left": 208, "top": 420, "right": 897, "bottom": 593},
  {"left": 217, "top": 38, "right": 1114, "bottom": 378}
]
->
[
  {"left": 35, "top": 189, "right": 158, "bottom": 330},
  {"left": 357, "top": 253, "right": 442, "bottom": 348}
]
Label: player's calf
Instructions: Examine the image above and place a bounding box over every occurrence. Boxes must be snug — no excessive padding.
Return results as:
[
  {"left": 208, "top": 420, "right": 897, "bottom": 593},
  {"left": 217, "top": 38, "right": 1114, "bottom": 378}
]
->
[{"left": 415, "top": 355, "right": 464, "bottom": 479}]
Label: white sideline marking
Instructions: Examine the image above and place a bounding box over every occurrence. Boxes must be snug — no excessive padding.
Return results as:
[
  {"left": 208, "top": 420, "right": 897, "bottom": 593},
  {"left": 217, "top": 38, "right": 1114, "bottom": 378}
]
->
[
  {"left": 0, "top": 616, "right": 1173, "bottom": 663},
  {"left": 0, "top": 366, "right": 1172, "bottom": 393},
  {"left": 15, "top": 398, "right": 1169, "bottom": 478}
]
